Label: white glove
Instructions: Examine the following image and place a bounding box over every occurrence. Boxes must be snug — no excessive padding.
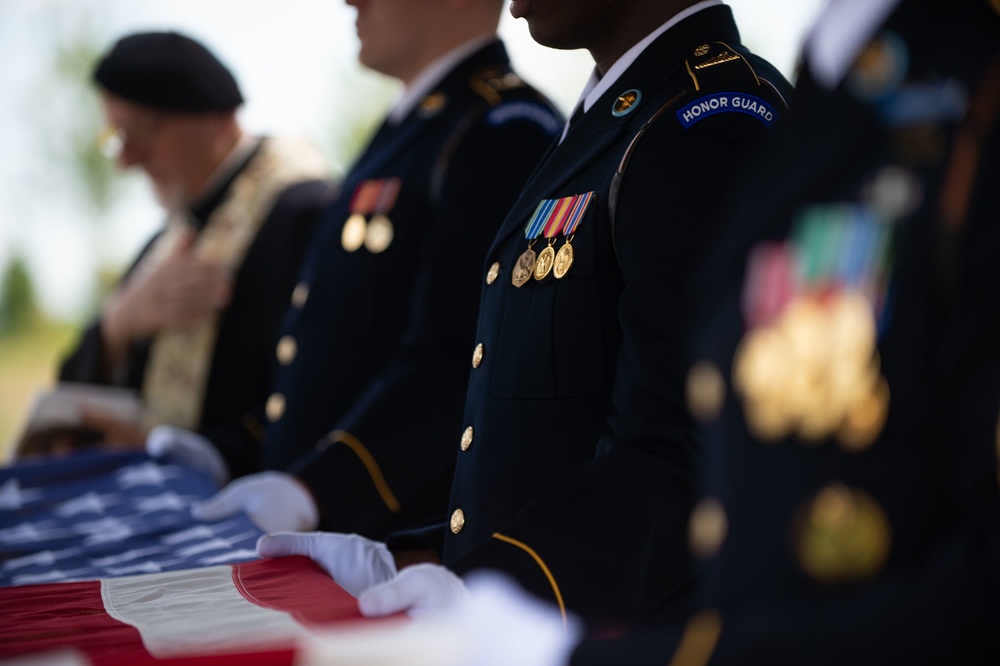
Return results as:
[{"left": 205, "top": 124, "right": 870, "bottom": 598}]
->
[
  {"left": 191, "top": 472, "right": 319, "bottom": 532},
  {"left": 256, "top": 531, "right": 396, "bottom": 597},
  {"left": 146, "top": 425, "right": 230, "bottom": 487},
  {"left": 443, "top": 571, "right": 581, "bottom": 666},
  {"left": 358, "top": 563, "right": 470, "bottom": 618}
]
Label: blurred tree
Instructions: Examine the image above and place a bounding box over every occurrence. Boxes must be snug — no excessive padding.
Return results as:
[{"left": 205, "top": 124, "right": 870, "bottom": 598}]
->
[
  {"left": 0, "top": 255, "right": 40, "bottom": 336},
  {"left": 325, "top": 65, "right": 397, "bottom": 175},
  {"left": 44, "top": 34, "right": 120, "bottom": 214}
]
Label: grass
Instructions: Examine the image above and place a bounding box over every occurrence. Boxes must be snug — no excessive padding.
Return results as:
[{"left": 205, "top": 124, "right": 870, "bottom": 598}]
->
[{"left": 0, "top": 322, "right": 78, "bottom": 462}]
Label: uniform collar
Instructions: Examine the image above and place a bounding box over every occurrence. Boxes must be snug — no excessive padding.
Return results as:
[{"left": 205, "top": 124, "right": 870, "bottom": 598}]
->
[
  {"left": 388, "top": 34, "right": 498, "bottom": 126},
  {"left": 185, "top": 133, "right": 261, "bottom": 228},
  {"left": 559, "top": 0, "right": 723, "bottom": 143},
  {"left": 805, "top": 0, "right": 903, "bottom": 90}
]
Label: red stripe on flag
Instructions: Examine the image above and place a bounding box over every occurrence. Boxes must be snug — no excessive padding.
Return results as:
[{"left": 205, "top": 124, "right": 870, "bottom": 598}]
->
[
  {"left": 232, "top": 556, "right": 363, "bottom": 626},
  {"left": 0, "top": 557, "right": 367, "bottom": 665}
]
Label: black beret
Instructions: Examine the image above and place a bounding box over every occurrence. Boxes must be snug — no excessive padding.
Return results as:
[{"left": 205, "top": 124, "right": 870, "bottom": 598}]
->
[{"left": 93, "top": 31, "right": 243, "bottom": 112}]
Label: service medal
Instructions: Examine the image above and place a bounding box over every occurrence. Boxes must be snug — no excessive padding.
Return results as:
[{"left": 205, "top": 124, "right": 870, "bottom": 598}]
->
[
  {"left": 512, "top": 248, "right": 536, "bottom": 287},
  {"left": 553, "top": 241, "right": 574, "bottom": 279},
  {"left": 365, "top": 214, "right": 394, "bottom": 253},
  {"left": 341, "top": 213, "right": 367, "bottom": 252},
  {"left": 533, "top": 243, "right": 556, "bottom": 281}
]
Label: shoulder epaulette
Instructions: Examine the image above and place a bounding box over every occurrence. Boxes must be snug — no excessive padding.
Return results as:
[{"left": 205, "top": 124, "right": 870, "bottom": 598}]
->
[
  {"left": 684, "top": 41, "right": 763, "bottom": 92},
  {"left": 469, "top": 66, "right": 526, "bottom": 106}
]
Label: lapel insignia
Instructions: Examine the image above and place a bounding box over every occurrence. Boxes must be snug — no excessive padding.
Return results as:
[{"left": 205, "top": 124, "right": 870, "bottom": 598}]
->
[
  {"left": 846, "top": 31, "right": 909, "bottom": 101},
  {"left": 418, "top": 93, "right": 447, "bottom": 118},
  {"left": 612, "top": 89, "right": 642, "bottom": 117}
]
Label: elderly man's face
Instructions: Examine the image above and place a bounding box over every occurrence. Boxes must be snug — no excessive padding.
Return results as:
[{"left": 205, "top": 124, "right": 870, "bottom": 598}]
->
[{"left": 100, "top": 92, "right": 226, "bottom": 210}]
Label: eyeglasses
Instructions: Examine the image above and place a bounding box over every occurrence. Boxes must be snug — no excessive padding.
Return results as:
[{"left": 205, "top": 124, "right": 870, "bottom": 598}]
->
[{"left": 96, "top": 112, "right": 166, "bottom": 159}]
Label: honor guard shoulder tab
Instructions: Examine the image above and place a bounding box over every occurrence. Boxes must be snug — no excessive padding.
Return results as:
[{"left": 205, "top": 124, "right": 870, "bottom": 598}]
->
[{"left": 675, "top": 42, "right": 788, "bottom": 130}]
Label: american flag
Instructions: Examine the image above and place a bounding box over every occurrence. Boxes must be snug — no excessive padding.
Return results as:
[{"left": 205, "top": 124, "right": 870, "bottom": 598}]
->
[{"left": 0, "top": 449, "right": 261, "bottom": 587}]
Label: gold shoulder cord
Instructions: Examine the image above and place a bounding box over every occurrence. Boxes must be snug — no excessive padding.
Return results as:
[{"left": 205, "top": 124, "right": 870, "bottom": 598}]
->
[
  {"left": 491, "top": 532, "right": 568, "bottom": 630},
  {"left": 325, "top": 429, "right": 402, "bottom": 513}
]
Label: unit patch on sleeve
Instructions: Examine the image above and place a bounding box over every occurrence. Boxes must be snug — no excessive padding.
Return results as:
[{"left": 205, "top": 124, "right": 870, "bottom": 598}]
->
[{"left": 676, "top": 92, "right": 778, "bottom": 129}]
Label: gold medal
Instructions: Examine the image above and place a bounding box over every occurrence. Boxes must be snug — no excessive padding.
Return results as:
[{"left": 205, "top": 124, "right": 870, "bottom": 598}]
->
[
  {"left": 553, "top": 241, "right": 574, "bottom": 279},
  {"left": 512, "top": 247, "right": 536, "bottom": 287},
  {"left": 793, "top": 483, "right": 891, "bottom": 584},
  {"left": 533, "top": 244, "right": 555, "bottom": 281},
  {"left": 365, "top": 214, "right": 394, "bottom": 253},
  {"left": 341, "top": 213, "right": 367, "bottom": 252}
]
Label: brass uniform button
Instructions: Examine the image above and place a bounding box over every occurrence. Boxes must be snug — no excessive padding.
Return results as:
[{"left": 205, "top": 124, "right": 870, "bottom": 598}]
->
[
  {"left": 686, "top": 361, "right": 726, "bottom": 423},
  {"left": 694, "top": 44, "right": 711, "bottom": 57},
  {"left": 486, "top": 262, "right": 501, "bottom": 285},
  {"left": 688, "top": 497, "right": 728, "bottom": 558},
  {"left": 291, "top": 282, "right": 310, "bottom": 308},
  {"left": 276, "top": 336, "right": 298, "bottom": 365},
  {"left": 460, "top": 426, "right": 474, "bottom": 451},
  {"left": 265, "top": 393, "right": 286, "bottom": 422},
  {"left": 450, "top": 508, "right": 465, "bottom": 534},
  {"left": 472, "top": 343, "right": 484, "bottom": 368}
]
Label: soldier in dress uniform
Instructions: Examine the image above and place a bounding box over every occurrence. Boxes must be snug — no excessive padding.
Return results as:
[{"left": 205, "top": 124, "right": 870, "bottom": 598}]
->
[
  {"left": 389, "top": 1, "right": 1000, "bottom": 664},
  {"left": 654, "top": 0, "right": 1000, "bottom": 662},
  {"left": 54, "top": 32, "right": 332, "bottom": 454},
  {"left": 256, "top": 0, "right": 792, "bottom": 627},
  {"left": 177, "top": 0, "right": 564, "bottom": 537}
]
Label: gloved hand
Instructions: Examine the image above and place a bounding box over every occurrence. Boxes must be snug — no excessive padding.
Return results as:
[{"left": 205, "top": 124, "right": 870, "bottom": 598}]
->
[
  {"left": 191, "top": 472, "right": 319, "bottom": 532},
  {"left": 146, "top": 425, "right": 230, "bottom": 487},
  {"left": 256, "top": 531, "right": 396, "bottom": 597},
  {"left": 358, "top": 563, "right": 470, "bottom": 618},
  {"left": 443, "top": 571, "right": 581, "bottom": 666}
]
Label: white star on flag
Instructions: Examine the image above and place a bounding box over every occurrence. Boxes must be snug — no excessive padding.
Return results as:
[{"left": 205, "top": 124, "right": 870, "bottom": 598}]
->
[
  {"left": 0, "top": 478, "right": 45, "bottom": 509},
  {"left": 89, "top": 546, "right": 166, "bottom": 568},
  {"left": 55, "top": 491, "right": 120, "bottom": 517},
  {"left": 0, "top": 521, "right": 69, "bottom": 544},
  {"left": 160, "top": 524, "right": 227, "bottom": 545},
  {"left": 176, "top": 531, "right": 258, "bottom": 558},
  {"left": 76, "top": 517, "right": 135, "bottom": 545},
  {"left": 134, "top": 492, "right": 193, "bottom": 514},
  {"left": 1, "top": 547, "right": 79, "bottom": 571},
  {"left": 116, "top": 462, "right": 181, "bottom": 488},
  {"left": 198, "top": 549, "right": 261, "bottom": 566}
]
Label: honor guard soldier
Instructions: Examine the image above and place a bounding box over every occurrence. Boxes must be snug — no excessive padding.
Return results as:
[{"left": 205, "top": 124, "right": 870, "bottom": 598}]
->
[
  {"left": 171, "top": 0, "right": 563, "bottom": 537},
  {"left": 661, "top": 0, "right": 1000, "bottom": 662},
  {"left": 376, "top": 1, "right": 1000, "bottom": 665},
  {"left": 55, "top": 32, "right": 332, "bottom": 455},
  {"left": 257, "top": 0, "right": 792, "bottom": 627}
]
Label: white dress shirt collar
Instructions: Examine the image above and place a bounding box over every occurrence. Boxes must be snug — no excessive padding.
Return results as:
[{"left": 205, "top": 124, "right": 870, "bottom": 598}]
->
[
  {"left": 560, "top": 0, "right": 724, "bottom": 142},
  {"left": 805, "top": 0, "right": 903, "bottom": 90}
]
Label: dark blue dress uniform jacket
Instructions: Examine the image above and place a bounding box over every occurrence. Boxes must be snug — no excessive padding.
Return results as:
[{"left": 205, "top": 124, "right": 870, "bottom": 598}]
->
[
  {"left": 59, "top": 139, "right": 331, "bottom": 435},
  {"left": 433, "top": 6, "right": 791, "bottom": 624},
  {"left": 219, "top": 40, "right": 562, "bottom": 539},
  {"left": 571, "top": 1, "right": 1000, "bottom": 664}
]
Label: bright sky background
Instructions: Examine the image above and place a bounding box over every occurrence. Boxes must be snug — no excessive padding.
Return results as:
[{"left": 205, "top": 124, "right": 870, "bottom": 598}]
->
[{"left": 0, "top": 0, "right": 825, "bottom": 321}]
